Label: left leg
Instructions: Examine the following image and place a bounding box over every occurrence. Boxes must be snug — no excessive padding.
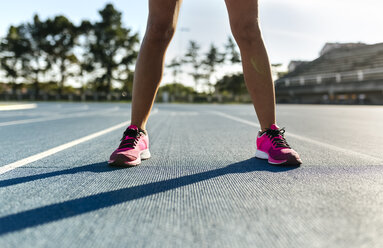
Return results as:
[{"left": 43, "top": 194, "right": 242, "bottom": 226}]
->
[
  {"left": 224, "top": 0, "right": 302, "bottom": 166},
  {"left": 224, "top": 0, "right": 275, "bottom": 131}
]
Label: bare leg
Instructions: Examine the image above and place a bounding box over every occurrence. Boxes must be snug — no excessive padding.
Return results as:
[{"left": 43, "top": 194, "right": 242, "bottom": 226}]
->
[
  {"left": 131, "top": 0, "right": 183, "bottom": 130},
  {"left": 224, "top": 0, "right": 276, "bottom": 131}
]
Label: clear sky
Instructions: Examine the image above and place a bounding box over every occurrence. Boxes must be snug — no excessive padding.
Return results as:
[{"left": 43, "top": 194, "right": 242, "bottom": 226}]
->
[{"left": 1, "top": 0, "right": 382, "bottom": 87}]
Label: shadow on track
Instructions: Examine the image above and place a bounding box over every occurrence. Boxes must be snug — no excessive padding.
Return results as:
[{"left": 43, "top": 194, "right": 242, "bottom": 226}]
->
[
  {"left": 0, "top": 158, "right": 298, "bottom": 235},
  {"left": 0, "top": 162, "right": 123, "bottom": 188}
]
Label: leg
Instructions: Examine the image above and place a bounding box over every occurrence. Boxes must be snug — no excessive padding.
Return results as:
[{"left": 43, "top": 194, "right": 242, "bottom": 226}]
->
[
  {"left": 225, "top": 0, "right": 302, "bottom": 166},
  {"left": 131, "top": 0, "right": 183, "bottom": 130},
  {"left": 224, "top": 0, "right": 275, "bottom": 131}
]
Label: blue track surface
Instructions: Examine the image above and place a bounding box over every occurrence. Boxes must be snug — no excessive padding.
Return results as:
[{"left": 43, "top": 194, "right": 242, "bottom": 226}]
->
[{"left": 0, "top": 103, "right": 382, "bottom": 248}]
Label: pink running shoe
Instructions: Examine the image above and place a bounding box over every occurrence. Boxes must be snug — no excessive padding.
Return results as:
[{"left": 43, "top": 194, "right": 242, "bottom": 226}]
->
[
  {"left": 255, "top": 124, "right": 302, "bottom": 166},
  {"left": 108, "top": 125, "right": 150, "bottom": 167}
]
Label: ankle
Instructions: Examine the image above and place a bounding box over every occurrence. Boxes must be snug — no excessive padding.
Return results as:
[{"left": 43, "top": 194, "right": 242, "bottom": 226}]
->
[
  {"left": 138, "top": 128, "right": 147, "bottom": 135},
  {"left": 260, "top": 127, "right": 269, "bottom": 133},
  {"left": 130, "top": 122, "right": 146, "bottom": 131},
  {"left": 261, "top": 123, "right": 277, "bottom": 132}
]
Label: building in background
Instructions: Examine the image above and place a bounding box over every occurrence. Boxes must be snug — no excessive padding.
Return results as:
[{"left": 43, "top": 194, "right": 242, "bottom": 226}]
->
[
  {"left": 288, "top": 60, "right": 309, "bottom": 73},
  {"left": 319, "top": 42, "right": 367, "bottom": 56},
  {"left": 276, "top": 42, "right": 383, "bottom": 104}
]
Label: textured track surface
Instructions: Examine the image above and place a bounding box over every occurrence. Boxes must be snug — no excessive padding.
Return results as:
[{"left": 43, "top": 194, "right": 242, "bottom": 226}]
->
[{"left": 0, "top": 103, "right": 382, "bottom": 248}]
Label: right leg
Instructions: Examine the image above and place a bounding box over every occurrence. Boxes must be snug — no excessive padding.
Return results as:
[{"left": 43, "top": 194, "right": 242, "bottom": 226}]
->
[{"left": 131, "top": 0, "right": 183, "bottom": 130}]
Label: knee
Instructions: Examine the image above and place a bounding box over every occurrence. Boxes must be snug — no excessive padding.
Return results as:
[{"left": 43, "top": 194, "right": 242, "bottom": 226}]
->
[
  {"left": 145, "top": 18, "right": 176, "bottom": 44},
  {"left": 230, "top": 18, "right": 262, "bottom": 46}
]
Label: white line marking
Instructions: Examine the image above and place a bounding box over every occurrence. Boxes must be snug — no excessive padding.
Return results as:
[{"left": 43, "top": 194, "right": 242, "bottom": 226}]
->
[
  {"left": 211, "top": 111, "right": 383, "bottom": 162},
  {"left": 0, "top": 105, "right": 89, "bottom": 118},
  {"left": 0, "top": 108, "right": 159, "bottom": 174},
  {"left": 0, "top": 107, "right": 120, "bottom": 127},
  {"left": 0, "top": 120, "right": 128, "bottom": 175},
  {"left": 169, "top": 111, "right": 198, "bottom": 116},
  {"left": 210, "top": 111, "right": 260, "bottom": 128},
  {"left": 0, "top": 104, "right": 37, "bottom": 111}
]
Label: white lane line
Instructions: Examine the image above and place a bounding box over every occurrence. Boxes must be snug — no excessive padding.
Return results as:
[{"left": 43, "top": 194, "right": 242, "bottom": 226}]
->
[
  {"left": 0, "top": 120, "right": 129, "bottom": 175},
  {"left": 0, "top": 103, "right": 37, "bottom": 111},
  {"left": 0, "top": 105, "right": 88, "bottom": 118},
  {"left": 169, "top": 111, "right": 198, "bottom": 116},
  {"left": 0, "top": 108, "right": 158, "bottom": 175},
  {"left": 210, "top": 111, "right": 261, "bottom": 128},
  {"left": 0, "top": 107, "right": 120, "bottom": 127},
  {"left": 210, "top": 111, "right": 383, "bottom": 162}
]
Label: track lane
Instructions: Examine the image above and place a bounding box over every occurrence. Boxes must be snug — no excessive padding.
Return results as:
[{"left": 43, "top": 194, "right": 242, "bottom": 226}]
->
[{"left": 0, "top": 103, "right": 382, "bottom": 248}]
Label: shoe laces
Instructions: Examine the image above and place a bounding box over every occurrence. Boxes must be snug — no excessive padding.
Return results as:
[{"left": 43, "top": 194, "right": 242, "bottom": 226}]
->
[
  {"left": 118, "top": 128, "right": 141, "bottom": 149},
  {"left": 265, "top": 127, "right": 291, "bottom": 148}
]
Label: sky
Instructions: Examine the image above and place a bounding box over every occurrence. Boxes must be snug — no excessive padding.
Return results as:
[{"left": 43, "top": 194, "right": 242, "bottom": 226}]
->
[{"left": 1, "top": 0, "right": 382, "bottom": 88}]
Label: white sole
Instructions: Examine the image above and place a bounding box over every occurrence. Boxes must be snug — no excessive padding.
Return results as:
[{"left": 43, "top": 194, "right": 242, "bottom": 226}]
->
[
  {"left": 140, "top": 149, "right": 151, "bottom": 160},
  {"left": 255, "top": 149, "right": 289, "bottom": 165},
  {"left": 255, "top": 149, "right": 268, "bottom": 160},
  {"left": 127, "top": 149, "right": 151, "bottom": 164},
  {"left": 109, "top": 149, "right": 151, "bottom": 167}
]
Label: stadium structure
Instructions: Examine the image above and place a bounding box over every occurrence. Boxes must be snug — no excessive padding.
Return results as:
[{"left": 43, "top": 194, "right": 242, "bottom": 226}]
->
[{"left": 275, "top": 42, "right": 383, "bottom": 104}]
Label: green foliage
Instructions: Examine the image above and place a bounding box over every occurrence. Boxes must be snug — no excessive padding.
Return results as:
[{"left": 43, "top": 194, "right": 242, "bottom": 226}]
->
[
  {"left": 0, "top": 4, "right": 249, "bottom": 100},
  {"left": 179, "top": 37, "right": 241, "bottom": 94},
  {"left": 76, "top": 20, "right": 96, "bottom": 92},
  {"left": 0, "top": 3, "right": 140, "bottom": 96},
  {"left": 45, "top": 15, "right": 78, "bottom": 95},
  {"left": 183, "top": 40, "right": 205, "bottom": 90},
  {"left": 224, "top": 37, "right": 241, "bottom": 64},
  {"left": 158, "top": 83, "right": 195, "bottom": 96},
  {"left": 202, "top": 43, "right": 225, "bottom": 92},
  {"left": 166, "top": 57, "right": 183, "bottom": 83},
  {"left": 86, "top": 4, "right": 140, "bottom": 93},
  {"left": 26, "top": 15, "right": 53, "bottom": 96},
  {"left": 203, "top": 43, "right": 225, "bottom": 70},
  {"left": 0, "top": 26, "right": 21, "bottom": 82},
  {"left": 0, "top": 14, "right": 79, "bottom": 97},
  {"left": 215, "top": 73, "right": 247, "bottom": 97}
]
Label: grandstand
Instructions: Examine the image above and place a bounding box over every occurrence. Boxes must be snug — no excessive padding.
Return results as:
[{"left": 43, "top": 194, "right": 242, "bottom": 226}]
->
[{"left": 275, "top": 42, "right": 383, "bottom": 104}]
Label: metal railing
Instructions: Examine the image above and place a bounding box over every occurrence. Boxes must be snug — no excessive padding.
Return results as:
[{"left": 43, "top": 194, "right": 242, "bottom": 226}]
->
[{"left": 276, "top": 67, "right": 383, "bottom": 87}]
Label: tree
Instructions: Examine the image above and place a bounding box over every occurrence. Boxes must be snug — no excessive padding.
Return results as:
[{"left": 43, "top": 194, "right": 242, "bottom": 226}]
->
[
  {"left": 76, "top": 20, "right": 95, "bottom": 95},
  {"left": 215, "top": 73, "right": 247, "bottom": 98},
  {"left": 202, "top": 43, "right": 225, "bottom": 93},
  {"left": 183, "top": 40, "right": 205, "bottom": 91},
  {"left": 18, "top": 15, "right": 51, "bottom": 98},
  {"left": 45, "top": 15, "right": 78, "bottom": 97},
  {"left": 87, "top": 4, "right": 140, "bottom": 93},
  {"left": 158, "top": 83, "right": 195, "bottom": 98},
  {"left": 0, "top": 15, "right": 81, "bottom": 98},
  {"left": 0, "top": 17, "right": 51, "bottom": 98},
  {"left": 0, "top": 26, "right": 24, "bottom": 94},
  {"left": 224, "top": 36, "right": 241, "bottom": 64},
  {"left": 166, "top": 57, "right": 183, "bottom": 83},
  {"left": 0, "top": 4, "right": 140, "bottom": 98}
]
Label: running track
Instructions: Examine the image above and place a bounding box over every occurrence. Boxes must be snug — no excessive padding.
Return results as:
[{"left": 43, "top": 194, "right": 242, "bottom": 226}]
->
[{"left": 0, "top": 103, "right": 382, "bottom": 248}]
